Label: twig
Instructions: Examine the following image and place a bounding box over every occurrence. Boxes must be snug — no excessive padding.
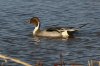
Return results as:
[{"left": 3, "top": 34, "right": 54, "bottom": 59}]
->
[
  {"left": 0, "top": 54, "right": 32, "bottom": 66},
  {"left": 88, "top": 60, "right": 91, "bottom": 66}
]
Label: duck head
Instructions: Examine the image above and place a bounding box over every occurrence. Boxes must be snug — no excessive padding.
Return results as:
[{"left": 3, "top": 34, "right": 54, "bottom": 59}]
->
[
  {"left": 29, "top": 17, "right": 41, "bottom": 35},
  {"left": 29, "top": 17, "right": 40, "bottom": 27}
]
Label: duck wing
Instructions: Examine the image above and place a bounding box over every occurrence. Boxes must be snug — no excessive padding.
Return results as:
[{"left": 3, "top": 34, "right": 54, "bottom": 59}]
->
[
  {"left": 46, "top": 27, "right": 63, "bottom": 31},
  {"left": 46, "top": 27, "right": 76, "bottom": 32}
]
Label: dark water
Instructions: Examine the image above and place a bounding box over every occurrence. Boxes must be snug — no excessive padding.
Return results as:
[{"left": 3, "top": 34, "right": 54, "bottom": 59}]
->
[{"left": 0, "top": 0, "right": 100, "bottom": 66}]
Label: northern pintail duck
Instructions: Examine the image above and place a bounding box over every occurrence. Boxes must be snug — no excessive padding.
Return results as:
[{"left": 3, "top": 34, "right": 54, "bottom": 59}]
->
[{"left": 29, "top": 17, "right": 78, "bottom": 38}]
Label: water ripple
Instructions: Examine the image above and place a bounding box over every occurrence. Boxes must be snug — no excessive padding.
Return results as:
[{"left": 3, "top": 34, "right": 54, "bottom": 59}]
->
[{"left": 0, "top": 0, "right": 100, "bottom": 66}]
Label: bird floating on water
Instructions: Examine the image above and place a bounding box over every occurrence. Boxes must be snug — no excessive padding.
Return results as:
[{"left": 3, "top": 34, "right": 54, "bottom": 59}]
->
[{"left": 28, "top": 17, "right": 78, "bottom": 39}]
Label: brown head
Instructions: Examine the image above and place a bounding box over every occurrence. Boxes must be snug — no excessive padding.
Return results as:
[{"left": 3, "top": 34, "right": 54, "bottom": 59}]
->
[{"left": 29, "top": 17, "right": 40, "bottom": 26}]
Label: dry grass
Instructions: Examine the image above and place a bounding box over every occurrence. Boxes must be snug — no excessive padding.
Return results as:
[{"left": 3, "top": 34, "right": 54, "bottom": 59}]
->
[{"left": 0, "top": 54, "right": 32, "bottom": 66}]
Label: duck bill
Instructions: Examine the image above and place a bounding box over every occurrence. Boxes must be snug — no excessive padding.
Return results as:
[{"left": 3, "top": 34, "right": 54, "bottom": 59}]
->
[{"left": 26, "top": 19, "right": 31, "bottom": 24}]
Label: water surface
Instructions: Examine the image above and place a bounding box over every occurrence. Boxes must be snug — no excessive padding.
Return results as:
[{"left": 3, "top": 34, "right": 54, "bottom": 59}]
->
[{"left": 0, "top": 0, "right": 100, "bottom": 66}]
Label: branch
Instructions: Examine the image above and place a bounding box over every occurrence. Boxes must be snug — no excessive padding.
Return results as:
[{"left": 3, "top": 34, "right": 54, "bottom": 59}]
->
[{"left": 0, "top": 54, "right": 32, "bottom": 66}]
